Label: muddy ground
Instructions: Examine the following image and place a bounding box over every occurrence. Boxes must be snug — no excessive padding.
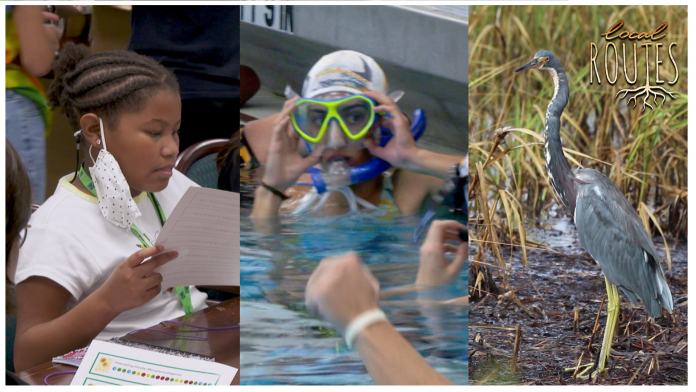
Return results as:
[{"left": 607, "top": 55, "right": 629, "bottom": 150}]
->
[{"left": 468, "top": 218, "right": 688, "bottom": 385}]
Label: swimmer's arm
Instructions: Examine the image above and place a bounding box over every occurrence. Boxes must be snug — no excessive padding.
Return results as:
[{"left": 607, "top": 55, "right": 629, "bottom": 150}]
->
[
  {"left": 250, "top": 186, "right": 283, "bottom": 219},
  {"left": 380, "top": 285, "right": 469, "bottom": 306},
  {"left": 392, "top": 170, "right": 444, "bottom": 214},
  {"left": 248, "top": 112, "right": 287, "bottom": 218},
  {"left": 354, "top": 320, "right": 453, "bottom": 385},
  {"left": 379, "top": 283, "right": 430, "bottom": 299},
  {"left": 14, "top": 277, "right": 119, "bottom": 372},
  {"left": 379, "top": 296, "right": 469, "bottom": 307},
  {"left": 404, "top": 149, "right": 463, "bottom": 180},
  {"left": 243, "top": 114, "right": 279, "bottom": 165}
]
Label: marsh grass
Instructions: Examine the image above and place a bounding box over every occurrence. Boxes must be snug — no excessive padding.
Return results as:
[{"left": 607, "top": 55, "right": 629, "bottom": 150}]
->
[{"left": 469, "top": 5, "right": 687, "bottom": 292}]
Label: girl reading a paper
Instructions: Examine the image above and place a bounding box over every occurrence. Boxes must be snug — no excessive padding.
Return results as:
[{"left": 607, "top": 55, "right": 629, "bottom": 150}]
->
[{"left": 12, "top": 43, "right": 211, "bottom": 372}]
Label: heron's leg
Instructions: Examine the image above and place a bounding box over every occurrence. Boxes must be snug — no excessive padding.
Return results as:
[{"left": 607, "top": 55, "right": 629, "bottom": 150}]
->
[{"left": 593, "top": 276, "right": 620, "bottom": 377}]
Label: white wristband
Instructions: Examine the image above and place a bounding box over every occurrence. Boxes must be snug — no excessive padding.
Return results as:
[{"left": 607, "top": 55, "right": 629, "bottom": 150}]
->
[{"left": 344, "top": 308, "right": 388, "bottom": 349}]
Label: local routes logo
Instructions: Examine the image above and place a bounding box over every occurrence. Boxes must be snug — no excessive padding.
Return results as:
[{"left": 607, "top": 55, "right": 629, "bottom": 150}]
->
[{"left": 589, "top": 21, "right": 680, "bottom": 111}]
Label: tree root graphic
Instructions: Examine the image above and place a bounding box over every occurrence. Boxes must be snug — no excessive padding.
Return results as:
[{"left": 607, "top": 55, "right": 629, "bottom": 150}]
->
[{"left": 615, "top": 84, "right": 679, "bottom": 112}]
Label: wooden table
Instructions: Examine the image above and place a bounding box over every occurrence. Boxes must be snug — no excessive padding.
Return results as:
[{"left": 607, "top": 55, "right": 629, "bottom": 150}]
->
[{"left": 16, "top": 297, "right": 240, "bottom": 385}]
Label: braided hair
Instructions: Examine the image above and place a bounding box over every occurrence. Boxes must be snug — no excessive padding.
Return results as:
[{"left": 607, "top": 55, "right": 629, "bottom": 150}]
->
[{"left": 47, "top": 42, "right": 179, "bottom": 131}]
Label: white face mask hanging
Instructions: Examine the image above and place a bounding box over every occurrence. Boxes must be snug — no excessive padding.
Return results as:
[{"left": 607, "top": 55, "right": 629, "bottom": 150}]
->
[{"left": 88, "top": 118, "right": 142, "bottom": 228}]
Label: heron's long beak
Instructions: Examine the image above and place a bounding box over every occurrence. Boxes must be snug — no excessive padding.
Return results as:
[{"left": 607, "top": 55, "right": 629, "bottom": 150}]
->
[{"left": 515, "top": 58, "right": 540, "bottom": 73}]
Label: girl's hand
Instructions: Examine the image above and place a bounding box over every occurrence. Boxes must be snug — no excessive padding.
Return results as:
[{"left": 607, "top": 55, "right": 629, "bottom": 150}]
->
[
  {"left": 416, "top": 220, "right": 467, "bottom": 286},
  {"left": 96, "top": 246, "right": 178, "bottom": 315},
  {"left": 262, "top": 98, "right": 323, "bottom": 192},
  {"left": 361, "top": 90, "right": 420, "bottom": 170}
]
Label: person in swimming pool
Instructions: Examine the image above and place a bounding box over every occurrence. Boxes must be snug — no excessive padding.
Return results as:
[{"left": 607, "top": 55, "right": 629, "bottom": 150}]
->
[{"left": 246, "top": 50, "right": 465, "bottom": 218}]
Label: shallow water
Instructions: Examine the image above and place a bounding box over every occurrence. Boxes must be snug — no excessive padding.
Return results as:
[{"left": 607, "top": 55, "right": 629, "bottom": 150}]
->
[
  {"left": 469, "top": 214, "right": 688, "bottom": 385},
  {"left": 240, "top": 173, "right": 467, "bottom": 385}
]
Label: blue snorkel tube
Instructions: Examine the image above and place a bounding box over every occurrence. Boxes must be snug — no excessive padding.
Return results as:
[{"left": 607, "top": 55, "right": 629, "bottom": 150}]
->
[{"left": 312, "top": 109, "right": 427, "bottom": 194}]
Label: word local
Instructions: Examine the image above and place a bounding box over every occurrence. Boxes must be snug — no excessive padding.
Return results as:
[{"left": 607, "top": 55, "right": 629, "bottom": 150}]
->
[{"left": 589, "top": 21, "right": 678, "bottom": 85}]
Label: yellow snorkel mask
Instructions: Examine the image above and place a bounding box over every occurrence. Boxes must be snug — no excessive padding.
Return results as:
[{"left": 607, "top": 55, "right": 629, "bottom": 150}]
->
[{"left": 290, "top": 94, "right": 380, "bottom": 143}]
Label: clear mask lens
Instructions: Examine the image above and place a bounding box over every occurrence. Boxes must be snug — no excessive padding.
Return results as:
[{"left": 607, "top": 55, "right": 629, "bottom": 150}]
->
[
  {"left": 336, "top": 98, "right": 372, "bottom": 136},
  {"left": 294, "top": 102, "right": 327, "bottom": 140}
]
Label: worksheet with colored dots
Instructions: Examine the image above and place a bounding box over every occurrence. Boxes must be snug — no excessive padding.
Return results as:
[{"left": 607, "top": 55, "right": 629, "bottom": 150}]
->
[{"left": 71, "top": 340, "right": 237, "bottom": 386}]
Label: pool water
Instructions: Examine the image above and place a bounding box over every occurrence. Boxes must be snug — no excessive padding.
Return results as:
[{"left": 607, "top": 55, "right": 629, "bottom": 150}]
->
[{"left": 240, "top": 172, "right": 468, "bottom": 385}]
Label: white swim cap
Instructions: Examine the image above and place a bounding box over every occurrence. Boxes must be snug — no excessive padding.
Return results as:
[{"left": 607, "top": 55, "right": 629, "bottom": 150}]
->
[{"left": 301, "top": 50, "right": 388, "bottom": 98}]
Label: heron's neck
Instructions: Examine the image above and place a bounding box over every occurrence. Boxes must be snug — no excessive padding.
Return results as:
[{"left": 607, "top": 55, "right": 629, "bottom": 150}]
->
[
  {"left": 545, "top": 67, "right": 569, "bottom": 120},
  {"left": 543, "top": 67, "right": 576, "bottom": 213}
]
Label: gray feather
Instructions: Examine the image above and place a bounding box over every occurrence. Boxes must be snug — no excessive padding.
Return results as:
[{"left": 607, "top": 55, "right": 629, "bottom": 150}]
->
[{"left": 573, "top": 168, "right": 673, "bottom": 318}]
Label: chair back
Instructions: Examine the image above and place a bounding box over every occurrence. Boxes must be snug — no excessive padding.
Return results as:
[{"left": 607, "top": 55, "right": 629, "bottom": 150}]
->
[{"left": 175, "top": 139, "right": 229, "bottom": 188}]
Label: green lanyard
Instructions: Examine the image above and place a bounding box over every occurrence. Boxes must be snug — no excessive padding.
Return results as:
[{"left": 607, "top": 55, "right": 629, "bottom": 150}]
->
[{"left": 78, "top": 165, "right": 193, "bottom": 314}]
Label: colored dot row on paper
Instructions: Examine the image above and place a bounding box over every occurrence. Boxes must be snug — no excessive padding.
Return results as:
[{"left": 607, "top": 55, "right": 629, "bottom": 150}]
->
[{"left": 111, "top": 367, "right": 212, "bottom": 385}]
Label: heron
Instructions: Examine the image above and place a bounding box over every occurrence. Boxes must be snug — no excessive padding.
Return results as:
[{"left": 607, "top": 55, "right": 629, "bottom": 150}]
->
[{"left": 514, "top": 50, "right": 673, "bottom": 377}]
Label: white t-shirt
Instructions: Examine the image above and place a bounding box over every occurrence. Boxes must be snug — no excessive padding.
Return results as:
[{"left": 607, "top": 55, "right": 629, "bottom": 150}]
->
[{"left": 15, "top": 170, "right": 208, "bottom": 340}]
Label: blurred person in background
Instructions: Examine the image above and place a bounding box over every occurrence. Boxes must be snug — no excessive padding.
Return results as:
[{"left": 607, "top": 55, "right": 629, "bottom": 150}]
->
[
  {"left": 6, "top": 141, "right": 33, "bottom": 382},
  {"left": 128, "top": 5, "right": 240, "bottom": 152},
  {"left": 5, "top": 5, "right": 62, "bottom": 204}
]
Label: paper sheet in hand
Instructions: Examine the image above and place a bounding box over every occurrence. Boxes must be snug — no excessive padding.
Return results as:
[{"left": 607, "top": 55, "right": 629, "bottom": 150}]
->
[
  {"left": 71, "top": 340, "right": 237, "bottom": 385},
  {"left": 154, "top": 187, "right": 239, "bottom": 287}
]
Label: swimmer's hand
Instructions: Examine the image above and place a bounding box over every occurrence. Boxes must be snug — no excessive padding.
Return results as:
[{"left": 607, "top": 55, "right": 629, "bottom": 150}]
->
[
  {"left": 95, "top": 246, "right": 178, "bottom": 315},
  {"left": 361, "top": 90, "right": 419, "bottom": 170},
  {"left": 262, "top": 97, "right": 324, "bottom": 192},
  {"left": 306, "top": 253, "right": 454, "bottom": 385},
  {"left": 416, "top": 220, "right": 467, "bottom": 286},
  {"left": 305, "top": 252, "right": 382, "bottom": 332},
  {"left": 362, "top": 91, "right": 463, "bottom": 180}
]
